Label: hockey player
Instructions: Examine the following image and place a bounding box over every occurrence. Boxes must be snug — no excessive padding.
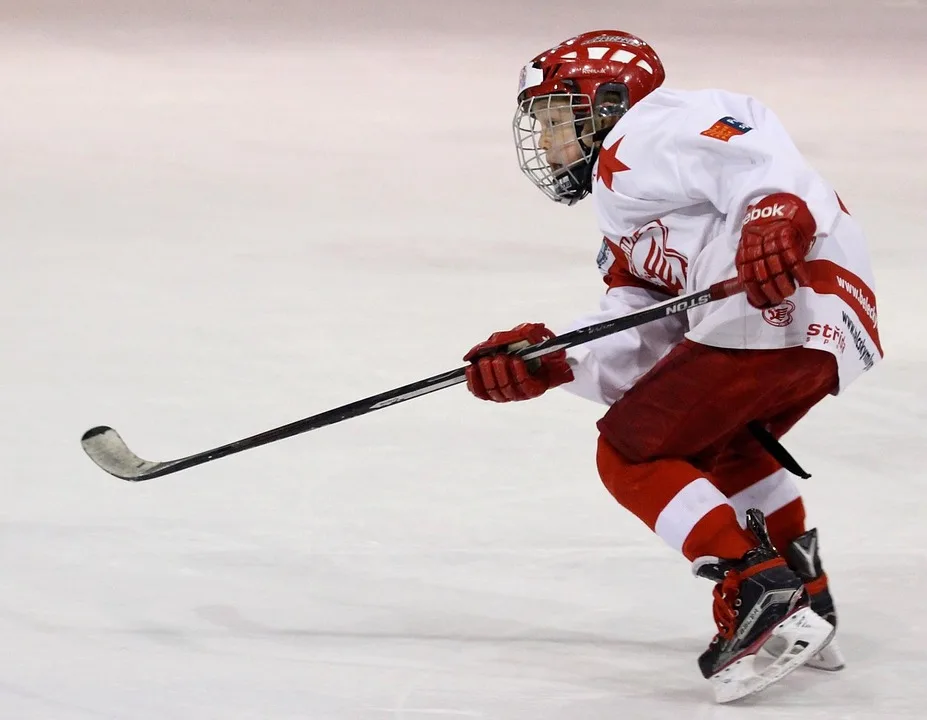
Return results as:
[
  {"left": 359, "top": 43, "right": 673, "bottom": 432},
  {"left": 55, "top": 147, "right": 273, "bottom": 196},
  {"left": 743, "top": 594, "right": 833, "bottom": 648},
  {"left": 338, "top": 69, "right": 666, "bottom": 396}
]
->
[{"left": 462, "top": 30, "right": 882, "bottom": 702}]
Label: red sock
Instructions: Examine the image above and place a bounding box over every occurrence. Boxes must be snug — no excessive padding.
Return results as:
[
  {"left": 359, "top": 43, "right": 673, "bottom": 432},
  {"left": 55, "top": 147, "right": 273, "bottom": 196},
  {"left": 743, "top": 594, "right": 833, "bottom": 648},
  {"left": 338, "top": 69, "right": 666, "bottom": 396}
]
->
[
  {"left": 682, "top": 504, "right": 757, "bottom": 562},
  {"left": 765, "top": 498, "right": 806, "bottom": 554}
]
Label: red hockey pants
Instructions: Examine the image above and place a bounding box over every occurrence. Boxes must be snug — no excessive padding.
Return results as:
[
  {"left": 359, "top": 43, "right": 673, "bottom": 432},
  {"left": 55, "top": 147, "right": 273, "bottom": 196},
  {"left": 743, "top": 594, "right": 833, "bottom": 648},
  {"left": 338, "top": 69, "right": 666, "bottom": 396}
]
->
[{"left": 596, "top": 340, "right": 838, "bottom": 561}]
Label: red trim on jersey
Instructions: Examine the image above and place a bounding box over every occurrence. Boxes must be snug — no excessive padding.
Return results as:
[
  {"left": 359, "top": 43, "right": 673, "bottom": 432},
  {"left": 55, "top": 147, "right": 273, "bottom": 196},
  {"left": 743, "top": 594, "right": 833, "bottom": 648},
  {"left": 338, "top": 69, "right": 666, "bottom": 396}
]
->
[
  {"left": 805, "top": 259, "right": 883, "bottom": 356},
  {"left": 835, "top": 192, "right": 851, "bottom": 215}
]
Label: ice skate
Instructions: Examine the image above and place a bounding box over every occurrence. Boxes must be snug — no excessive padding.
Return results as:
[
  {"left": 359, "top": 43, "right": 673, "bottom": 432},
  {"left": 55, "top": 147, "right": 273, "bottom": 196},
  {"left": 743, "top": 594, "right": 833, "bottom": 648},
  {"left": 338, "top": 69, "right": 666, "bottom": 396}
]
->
[
  {"left": 694, "top": 509, "right": 835, "bottom": 703},
  {"left": 764, "top": 528, "right": 845, "bottom": 671}
]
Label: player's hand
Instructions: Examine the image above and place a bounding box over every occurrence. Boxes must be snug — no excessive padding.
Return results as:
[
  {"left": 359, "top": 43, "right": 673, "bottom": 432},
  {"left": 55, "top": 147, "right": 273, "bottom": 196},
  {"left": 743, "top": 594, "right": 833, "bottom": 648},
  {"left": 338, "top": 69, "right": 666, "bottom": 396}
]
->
[
  {"left": 463, "top": 323, "right": 574, "bottom": 402},
  {"left": 736, "top": 193, "right": 817, "bottom": 309}
]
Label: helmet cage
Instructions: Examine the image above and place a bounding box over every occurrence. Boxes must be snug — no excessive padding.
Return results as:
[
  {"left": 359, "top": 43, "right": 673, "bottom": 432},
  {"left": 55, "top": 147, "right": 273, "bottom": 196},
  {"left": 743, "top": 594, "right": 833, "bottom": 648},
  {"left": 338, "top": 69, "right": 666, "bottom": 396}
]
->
[
  {"left": 512, "top": 83, "right": 630, "bottom": 205},
  {"left": 513, "top": 92, "right": 595, "bottom": 204}
]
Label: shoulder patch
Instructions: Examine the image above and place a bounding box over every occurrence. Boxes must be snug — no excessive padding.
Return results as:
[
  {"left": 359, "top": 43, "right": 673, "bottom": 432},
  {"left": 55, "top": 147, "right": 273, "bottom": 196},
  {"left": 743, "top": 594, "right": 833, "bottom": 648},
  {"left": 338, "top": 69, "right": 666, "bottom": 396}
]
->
[{"left": 700, "top": 116, "right": 753, "bottom": 142}]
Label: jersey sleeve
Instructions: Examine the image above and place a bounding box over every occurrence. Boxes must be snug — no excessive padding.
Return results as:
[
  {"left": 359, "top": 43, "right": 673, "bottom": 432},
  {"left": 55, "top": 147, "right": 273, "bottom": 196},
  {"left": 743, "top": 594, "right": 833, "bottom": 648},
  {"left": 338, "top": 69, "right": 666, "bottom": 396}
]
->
[
  {"left": 561, "top": 285, "right": 687, "bottom": 406},
  {"left": 673, "top": 92, "right": 843, "bottom": 237}
]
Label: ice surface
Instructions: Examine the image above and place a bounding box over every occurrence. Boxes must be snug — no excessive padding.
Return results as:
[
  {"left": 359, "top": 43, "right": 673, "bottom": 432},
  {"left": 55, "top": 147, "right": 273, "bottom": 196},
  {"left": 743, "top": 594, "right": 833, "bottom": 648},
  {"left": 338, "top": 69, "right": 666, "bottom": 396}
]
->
[{"left": 3, "top": 1, "right": 926, "bottom": 717}]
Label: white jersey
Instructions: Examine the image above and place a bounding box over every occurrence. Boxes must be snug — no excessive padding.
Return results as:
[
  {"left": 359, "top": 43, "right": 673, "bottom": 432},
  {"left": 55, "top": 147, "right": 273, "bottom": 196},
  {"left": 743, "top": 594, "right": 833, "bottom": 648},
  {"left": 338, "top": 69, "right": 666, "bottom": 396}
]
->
[{"left": 563, "top": 87, "right": 883, "bottom": 407}]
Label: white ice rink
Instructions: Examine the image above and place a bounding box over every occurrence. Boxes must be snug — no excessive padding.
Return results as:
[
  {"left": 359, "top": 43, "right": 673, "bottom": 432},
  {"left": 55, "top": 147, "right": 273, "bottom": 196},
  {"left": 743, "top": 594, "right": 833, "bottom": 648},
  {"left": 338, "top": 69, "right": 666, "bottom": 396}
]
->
[{"left": 4, "top": 1, "right": 927, "bottom": 717}]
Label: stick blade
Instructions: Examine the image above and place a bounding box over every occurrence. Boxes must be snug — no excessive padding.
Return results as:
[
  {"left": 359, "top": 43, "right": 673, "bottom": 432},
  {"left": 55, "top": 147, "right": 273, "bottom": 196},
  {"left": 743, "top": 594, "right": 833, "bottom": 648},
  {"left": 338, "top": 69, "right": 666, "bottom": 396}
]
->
[{"left": 81, "top": 426, "right": 167, "bottom": 481}]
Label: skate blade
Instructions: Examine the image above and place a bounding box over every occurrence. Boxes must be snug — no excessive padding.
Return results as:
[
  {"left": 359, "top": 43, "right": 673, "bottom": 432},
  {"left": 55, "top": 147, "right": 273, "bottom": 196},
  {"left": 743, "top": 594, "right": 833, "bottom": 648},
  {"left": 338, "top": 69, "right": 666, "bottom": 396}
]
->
[
  {"left": 710, "top": 607, "right": 836, "bottom": 703},
  {"left": 765, "top": 633, "right": 845, "bottom": 671}
]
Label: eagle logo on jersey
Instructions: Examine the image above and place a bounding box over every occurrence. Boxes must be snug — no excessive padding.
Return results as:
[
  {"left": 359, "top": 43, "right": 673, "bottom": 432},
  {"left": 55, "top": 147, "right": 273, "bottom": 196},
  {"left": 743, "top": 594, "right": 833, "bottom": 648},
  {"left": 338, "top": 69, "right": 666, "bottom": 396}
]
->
[
  {"left": 618, "top": 221, "right": 688, "bottom": 294},
  {"left": 595, "top": 136, "right": 631, "bottom": 191}
]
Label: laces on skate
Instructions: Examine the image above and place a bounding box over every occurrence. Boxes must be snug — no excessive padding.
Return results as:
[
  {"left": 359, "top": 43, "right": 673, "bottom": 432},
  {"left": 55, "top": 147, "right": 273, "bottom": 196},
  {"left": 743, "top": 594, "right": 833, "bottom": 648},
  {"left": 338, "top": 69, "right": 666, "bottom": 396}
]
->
[{"left": 693, "top": 510, "right": 836, "bottom": 702}]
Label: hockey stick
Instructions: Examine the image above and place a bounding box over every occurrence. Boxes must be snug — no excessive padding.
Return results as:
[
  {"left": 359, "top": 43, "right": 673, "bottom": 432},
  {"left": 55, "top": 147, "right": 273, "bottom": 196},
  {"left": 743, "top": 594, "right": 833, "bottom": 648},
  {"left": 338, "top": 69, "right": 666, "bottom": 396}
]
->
[{"left": 81, "top": 278, "right": 742, "bottom": 481}]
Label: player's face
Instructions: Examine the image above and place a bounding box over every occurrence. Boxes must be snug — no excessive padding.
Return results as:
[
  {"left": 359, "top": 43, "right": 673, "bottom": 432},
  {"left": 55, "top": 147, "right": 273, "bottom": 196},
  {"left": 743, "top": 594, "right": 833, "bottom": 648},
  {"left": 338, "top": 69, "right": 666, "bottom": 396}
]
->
[{"left": 533, "top": 100, "right": 584, "bottom": 170}]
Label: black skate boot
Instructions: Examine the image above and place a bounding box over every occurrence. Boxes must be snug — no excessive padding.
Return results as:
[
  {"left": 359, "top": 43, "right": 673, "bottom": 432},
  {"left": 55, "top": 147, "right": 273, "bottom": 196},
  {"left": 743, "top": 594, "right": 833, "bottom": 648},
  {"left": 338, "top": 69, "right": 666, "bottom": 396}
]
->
[
  {"left": 694, "top": 509, "right": 835, "bottom": 703},
  {"left": 764, "top": 528, "right": 845, "bottom": 671}
]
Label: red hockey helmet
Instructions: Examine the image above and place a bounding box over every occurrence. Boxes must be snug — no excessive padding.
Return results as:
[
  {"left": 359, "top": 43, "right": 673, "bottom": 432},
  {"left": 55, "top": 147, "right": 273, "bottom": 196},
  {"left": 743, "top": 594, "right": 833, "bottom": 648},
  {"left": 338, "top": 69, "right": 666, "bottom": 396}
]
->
[{"left": 513, "top": 30, "right": 665, "bottom": 204}]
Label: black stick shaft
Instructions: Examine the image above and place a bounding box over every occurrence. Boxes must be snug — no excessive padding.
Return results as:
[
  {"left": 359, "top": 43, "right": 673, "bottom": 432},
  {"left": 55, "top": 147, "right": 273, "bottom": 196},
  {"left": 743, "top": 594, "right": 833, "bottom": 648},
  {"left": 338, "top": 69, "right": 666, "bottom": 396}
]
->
[{"left": 81, "top": 279, "right": 740, "bottom": 480}]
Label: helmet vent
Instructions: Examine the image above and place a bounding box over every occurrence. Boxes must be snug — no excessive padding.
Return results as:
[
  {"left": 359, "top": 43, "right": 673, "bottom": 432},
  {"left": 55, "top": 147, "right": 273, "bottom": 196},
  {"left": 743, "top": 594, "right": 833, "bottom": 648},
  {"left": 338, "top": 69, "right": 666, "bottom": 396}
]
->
[
  {"left": 611, "top": 49, "right": 637, "bottom": 64},
  {"left": 636, "top": 59, "right": 654, "bottom": 74},
  {"left": 586, "top": 47, "right": 609, "bottom": 60}
]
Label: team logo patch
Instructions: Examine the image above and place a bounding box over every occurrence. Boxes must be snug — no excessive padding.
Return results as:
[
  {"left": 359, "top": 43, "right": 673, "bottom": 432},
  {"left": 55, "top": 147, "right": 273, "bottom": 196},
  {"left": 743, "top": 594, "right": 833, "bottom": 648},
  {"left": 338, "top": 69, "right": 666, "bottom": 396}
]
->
[
  {"left": 763, "top": 300, "right": 795, "bottom": 327},
  {"left": 700, "top": 116, "right": 753, "bottom": 142},
  {"left": 596, "top": 237, "right": 614, "bottom": 271},
  {"left": 517, "top": 64, "right": 544, "bottom": 95}
]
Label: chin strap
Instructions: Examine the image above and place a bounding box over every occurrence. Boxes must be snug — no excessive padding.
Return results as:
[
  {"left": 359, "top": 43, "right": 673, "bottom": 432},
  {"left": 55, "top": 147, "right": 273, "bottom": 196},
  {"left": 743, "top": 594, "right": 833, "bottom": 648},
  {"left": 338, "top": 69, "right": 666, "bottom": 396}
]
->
[
  {"left": 573, "top": 124, "right": 621, "bottom": 198},
  {"left": 573, "top": 151, "right": 598, "bottom": 198}
]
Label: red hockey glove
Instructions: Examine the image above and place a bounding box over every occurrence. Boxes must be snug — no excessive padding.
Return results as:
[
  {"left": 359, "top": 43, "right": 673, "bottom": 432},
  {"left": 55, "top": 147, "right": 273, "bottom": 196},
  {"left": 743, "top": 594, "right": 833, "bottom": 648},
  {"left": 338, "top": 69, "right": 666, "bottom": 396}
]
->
[
  {"left": 463, "top": 323, "right": 574, "bottom": 402},
  {"left": 736, "top": 193, "right": 817, "bottom": 309}
]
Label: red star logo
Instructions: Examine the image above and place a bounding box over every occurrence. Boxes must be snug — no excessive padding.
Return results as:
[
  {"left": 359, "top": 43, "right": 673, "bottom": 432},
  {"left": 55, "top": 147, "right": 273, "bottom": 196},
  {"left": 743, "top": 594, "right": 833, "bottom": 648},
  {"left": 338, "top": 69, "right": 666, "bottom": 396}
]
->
[{"left": 596, "top": 136, "right": 630, "bottom": 191}]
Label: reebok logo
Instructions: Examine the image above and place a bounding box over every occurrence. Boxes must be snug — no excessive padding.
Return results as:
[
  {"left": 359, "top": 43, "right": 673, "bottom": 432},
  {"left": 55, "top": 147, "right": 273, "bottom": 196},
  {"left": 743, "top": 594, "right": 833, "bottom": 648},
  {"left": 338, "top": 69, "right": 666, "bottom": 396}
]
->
[{"left": 743, "top": 204, "right": 786, "bottom": 224}]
